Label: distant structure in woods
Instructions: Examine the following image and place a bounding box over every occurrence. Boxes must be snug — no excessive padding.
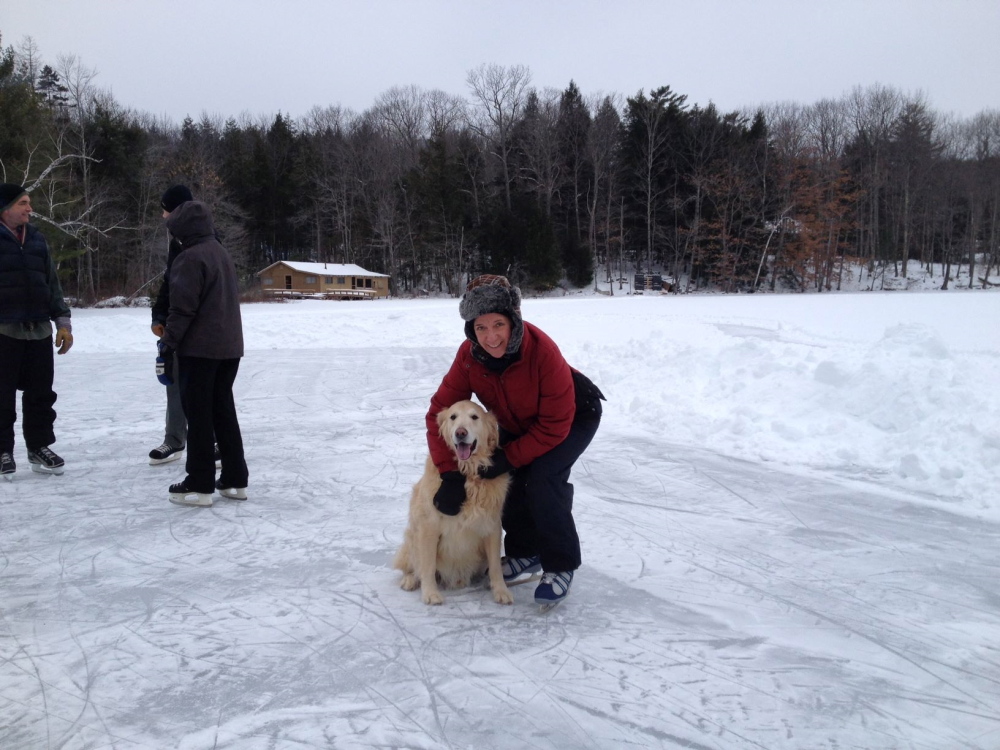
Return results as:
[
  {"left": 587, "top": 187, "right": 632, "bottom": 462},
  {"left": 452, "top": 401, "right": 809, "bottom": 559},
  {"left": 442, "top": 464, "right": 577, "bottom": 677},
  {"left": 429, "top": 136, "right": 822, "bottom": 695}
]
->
[{"left": 257, "top": 261, "right": 390, "bottom": 300}]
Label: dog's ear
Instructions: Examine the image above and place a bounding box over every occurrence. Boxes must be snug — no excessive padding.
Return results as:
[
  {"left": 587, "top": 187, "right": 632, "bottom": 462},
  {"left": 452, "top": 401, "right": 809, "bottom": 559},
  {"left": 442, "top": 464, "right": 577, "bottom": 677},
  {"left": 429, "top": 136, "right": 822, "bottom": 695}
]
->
[
  {"left": 484, "top": 410, "right": 499, "bottom": 451},
  {"left": 436, "top": 406, "right": 452, "bottom": 436}
]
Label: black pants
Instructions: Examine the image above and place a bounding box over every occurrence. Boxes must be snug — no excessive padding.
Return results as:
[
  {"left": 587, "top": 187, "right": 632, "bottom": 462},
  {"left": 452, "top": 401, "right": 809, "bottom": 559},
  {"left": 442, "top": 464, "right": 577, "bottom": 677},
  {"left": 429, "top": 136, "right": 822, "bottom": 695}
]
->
[
  {"left": 500, "top": 412, "right": 601, "bottom": 573},
  {"left": 0, "top": 334, "right": 57, "bottom": 454},
  {"left": 177, "top": 355, "right": 248, "bottom": 492}
]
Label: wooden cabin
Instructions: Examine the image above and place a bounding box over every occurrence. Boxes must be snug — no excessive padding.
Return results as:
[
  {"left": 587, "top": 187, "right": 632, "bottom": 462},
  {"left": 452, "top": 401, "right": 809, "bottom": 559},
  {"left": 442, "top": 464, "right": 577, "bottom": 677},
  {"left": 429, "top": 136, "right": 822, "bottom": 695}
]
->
[{"left": 257, "top": 261, "right": 390, "bottom": 300}]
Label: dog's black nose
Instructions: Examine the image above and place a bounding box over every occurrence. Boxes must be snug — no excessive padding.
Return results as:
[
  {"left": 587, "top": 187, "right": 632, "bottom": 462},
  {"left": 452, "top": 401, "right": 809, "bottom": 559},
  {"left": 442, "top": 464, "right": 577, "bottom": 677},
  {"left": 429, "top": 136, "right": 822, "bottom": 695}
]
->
[{"left": 456, "top": 428, "right": 467, "bottom": 440}]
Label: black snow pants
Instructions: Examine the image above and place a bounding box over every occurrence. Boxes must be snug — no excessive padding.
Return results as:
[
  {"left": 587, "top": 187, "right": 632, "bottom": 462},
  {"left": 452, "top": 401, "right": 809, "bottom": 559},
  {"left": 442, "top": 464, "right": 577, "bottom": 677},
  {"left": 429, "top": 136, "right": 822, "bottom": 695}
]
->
[
  {"left": 0, "top": 333, "right": 57, "bottom": 455},
  {"left": 500, "top": 374, "right": 603, "bottom": 573},
  {"left": 177, "top": 355, "right": 248, "bottom": 493}
]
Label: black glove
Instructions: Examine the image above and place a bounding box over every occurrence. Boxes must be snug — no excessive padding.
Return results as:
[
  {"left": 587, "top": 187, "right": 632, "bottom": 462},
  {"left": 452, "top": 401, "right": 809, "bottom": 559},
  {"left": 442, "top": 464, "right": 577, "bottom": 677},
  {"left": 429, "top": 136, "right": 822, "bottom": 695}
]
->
[
  {"left": 433, "top": 471, "right": 467, "bottom": 516},
  {"left": 478, "top": 448, "right": 514, "bottom": 479},
  {"left": 156, "top": 341, "right": 175, "bottom": 386}
]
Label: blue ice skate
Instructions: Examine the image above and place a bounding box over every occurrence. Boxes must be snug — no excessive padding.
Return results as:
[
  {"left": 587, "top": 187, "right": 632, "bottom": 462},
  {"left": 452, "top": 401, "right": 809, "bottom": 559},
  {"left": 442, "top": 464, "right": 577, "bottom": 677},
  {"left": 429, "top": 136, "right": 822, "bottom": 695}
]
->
[
  {"left": 534, "top": 571, "right": 573, "bottom": 610},
  {"left": 501, "top": 555, "right": 542, "bottom": 585}
]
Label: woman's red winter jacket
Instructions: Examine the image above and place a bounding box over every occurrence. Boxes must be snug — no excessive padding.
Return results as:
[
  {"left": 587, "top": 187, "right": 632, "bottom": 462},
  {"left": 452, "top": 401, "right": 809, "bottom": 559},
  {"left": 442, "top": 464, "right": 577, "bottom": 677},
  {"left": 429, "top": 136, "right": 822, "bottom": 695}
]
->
[{"left": 426, "top": 321, "right": 576, "bottom": 473}]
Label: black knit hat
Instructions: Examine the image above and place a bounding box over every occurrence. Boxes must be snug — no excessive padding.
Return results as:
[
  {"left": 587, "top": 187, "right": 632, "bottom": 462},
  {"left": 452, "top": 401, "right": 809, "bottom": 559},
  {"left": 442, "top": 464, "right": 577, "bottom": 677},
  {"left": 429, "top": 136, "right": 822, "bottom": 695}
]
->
[
  {"left": 0, "top": 183, "right": 27, "bottom": 214},
  {"left": 160, "top": 184, "right": 193, "bottom": 213},
  {"left": 459, "top": 274, "right": 524, "bottom": 355}
]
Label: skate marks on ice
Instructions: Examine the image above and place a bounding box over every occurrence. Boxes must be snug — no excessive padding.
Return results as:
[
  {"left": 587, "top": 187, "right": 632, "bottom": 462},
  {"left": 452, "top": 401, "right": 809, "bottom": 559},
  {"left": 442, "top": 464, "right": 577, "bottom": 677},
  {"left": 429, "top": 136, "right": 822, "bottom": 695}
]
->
[
  {"left": 579, "top": 434, "right": 1000, "bottom": 748},
  {"left": 0, "top": 350, "right": 717, "bottom": 749},
  {"left": 3, "top": 348, "right": 1000, "bottom": 748},
  {"left": 0, "top": 348, "right": 429, "bottom": 748}
]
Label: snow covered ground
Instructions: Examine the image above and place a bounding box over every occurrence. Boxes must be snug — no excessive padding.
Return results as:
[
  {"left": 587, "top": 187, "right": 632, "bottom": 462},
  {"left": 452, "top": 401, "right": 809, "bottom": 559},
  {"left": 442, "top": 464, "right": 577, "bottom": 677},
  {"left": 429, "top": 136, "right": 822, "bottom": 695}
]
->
[{"left": 2, "top": 289, "right": 999, "bottom": 749}]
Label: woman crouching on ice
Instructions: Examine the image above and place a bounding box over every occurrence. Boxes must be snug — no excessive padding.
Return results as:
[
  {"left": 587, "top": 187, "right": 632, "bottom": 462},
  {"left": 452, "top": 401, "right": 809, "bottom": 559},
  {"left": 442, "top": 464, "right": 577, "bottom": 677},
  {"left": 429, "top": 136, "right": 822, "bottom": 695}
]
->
[{"left": 425, "top": 274, "right": 605, "bottom": 608}]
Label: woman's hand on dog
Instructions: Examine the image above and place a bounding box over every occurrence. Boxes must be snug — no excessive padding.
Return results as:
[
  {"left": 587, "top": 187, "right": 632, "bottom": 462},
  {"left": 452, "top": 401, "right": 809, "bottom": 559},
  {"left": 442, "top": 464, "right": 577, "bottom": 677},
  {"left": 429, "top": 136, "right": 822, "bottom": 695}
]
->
[
  {"left": 478, "top": 448, "right": 514, "bottom": 480},
  {"left": 433, "top": 471, "right": 467, "bottom": 515}
]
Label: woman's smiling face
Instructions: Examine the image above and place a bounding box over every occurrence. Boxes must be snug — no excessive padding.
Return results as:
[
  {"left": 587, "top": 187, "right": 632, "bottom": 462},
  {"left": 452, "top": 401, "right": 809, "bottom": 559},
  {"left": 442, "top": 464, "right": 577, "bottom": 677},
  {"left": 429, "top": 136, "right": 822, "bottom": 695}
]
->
[{"left": 473, "top": 313, "right": 511, "bottom": 358}]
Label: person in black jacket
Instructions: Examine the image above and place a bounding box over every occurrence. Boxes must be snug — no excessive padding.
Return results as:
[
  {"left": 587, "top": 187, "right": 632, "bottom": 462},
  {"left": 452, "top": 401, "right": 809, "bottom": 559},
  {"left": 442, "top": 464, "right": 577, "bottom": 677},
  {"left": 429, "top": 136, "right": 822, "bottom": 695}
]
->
[
  {"left": 147, "top": 185, "right": 192, "bottom": 465},
  {"left": 159, "top": 199, "right": 248, "bottom": 507},
  {"left": 0, "top": 184, "right": 73, "bottom": 479}
]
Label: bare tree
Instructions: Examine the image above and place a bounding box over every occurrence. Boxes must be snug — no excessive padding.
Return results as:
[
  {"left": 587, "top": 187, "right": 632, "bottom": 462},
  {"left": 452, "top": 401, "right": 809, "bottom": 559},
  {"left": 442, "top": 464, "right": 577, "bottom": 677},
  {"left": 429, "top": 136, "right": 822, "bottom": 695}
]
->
[
  {"left": 585, "top": 94, "right": 622, "bottom": 292},
  {"left": 425, "top": 89, "right": 467, "bottom": 135},
  {"left": 976, "top": 110, "right": 1000, "bottom": 280},
  {"left": 956, "top": 109, "right": 1000, "bottom": 286},
  {"left": 762, "top": 101, "right": 808, "bottom": 163},
  {"left": 55, "top": 54, "right": 104, "bottom": 299},
  {"left": 15, "top": 35, "right": 41, "bottom": 86},
  {"left": 465, "top": 63, "right": 532, "bottom": 210},
  {"left": 299, "top": 105, "right": 365, "bottom": 266},
  {"left": 517, "top": 88, "right": 562, "bottom": 215},
  {"left": 372, "top": 84, "right": 429, "bottom": 164},
  {"left": 847, "top": 83, "right": 903, "bottom": 275},
  {"left": 806, "top": 98, "right": 850, "bottom": 160},
  {"left": 622, "top": 86, "right": 687, "bottom": 274}
]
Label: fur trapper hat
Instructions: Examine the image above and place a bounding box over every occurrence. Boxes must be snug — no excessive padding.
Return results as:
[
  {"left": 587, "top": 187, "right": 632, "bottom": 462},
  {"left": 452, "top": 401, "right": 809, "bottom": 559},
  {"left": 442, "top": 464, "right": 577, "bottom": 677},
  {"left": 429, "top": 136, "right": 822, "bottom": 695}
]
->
[
  {"left": 459, "top": 274, "right": 524, "bottom": 355},
  {"left": 459, "top": 274, "right": 522, "bottom": 321},
  {"left": 0, "top": 183, "right": 27, "bottom": 214}
]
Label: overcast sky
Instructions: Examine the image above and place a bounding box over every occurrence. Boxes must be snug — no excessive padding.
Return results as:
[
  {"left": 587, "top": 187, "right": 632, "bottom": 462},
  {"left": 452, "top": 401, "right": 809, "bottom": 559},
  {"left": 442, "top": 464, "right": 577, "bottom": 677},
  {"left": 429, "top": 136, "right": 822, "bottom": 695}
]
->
[{"left": 3, "top": 0, "right": 998, "bottom": 124}]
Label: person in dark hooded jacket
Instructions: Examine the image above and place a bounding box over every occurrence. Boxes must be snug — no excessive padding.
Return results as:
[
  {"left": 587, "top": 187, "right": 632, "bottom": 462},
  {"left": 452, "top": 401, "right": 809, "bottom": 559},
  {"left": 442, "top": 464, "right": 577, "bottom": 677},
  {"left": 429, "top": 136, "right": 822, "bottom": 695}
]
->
[
  {"left": 0, "top": 183, "right": 73, "bottom": 479},
  {"left": 159, "top": 199, "right": 248, "bottom": 507},
  {"left": 426, "top": 274, "right": 604, "bottom": 608}
]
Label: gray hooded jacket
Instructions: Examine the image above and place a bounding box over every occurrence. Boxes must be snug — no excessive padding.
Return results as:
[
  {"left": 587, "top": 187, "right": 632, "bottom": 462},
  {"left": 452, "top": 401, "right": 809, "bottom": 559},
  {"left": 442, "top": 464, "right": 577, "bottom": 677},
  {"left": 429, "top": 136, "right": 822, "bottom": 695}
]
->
[{"left": 162, "top": 201, "right": 244, "bottom": 359}]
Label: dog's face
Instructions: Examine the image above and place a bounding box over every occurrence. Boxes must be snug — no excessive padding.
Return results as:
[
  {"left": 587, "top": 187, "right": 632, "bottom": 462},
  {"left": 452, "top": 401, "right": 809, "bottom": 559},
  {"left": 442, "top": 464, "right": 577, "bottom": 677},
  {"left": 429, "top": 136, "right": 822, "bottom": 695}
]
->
[{"left": 437, "top": 400, "right": 499, "bottom": 463}]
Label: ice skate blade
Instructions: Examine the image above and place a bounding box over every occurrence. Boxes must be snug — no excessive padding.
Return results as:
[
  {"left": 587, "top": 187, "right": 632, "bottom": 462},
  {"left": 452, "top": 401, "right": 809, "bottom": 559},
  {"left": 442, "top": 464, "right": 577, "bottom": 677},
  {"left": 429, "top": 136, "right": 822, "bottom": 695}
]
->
[
  {"left": 2, "top": 473, "right": 13, "bottom": 482},
  {"left": 30, "top": 463, "right": 64, "bottom": 476},
  {"left": 217, "top": 487, "right": 247, "bottom": 500},
  {"left": 169, "top": 491, "right": 213, "bottom": 507},
  {"left": 149, "top": 452, "right": 183, "bottom": 466},
  {"left": 505, "top": 571, "right": 542, "bottom": 587},
  {"left": 538, "top": 599, "right": 566, "bottom": 613}
]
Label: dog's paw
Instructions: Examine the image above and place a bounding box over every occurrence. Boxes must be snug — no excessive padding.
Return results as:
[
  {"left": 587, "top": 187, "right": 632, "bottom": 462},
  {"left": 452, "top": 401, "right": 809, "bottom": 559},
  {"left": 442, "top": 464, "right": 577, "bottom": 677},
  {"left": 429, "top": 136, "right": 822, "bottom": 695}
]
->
[
  {"left": 422, "top": 589, "right": 444, "bottom": 605},
  {"left": 493, "top": 586, "right": 514, "bottom": 605},
  {"left": 400, "top": 574, "right": 419, "bottom": 591}
]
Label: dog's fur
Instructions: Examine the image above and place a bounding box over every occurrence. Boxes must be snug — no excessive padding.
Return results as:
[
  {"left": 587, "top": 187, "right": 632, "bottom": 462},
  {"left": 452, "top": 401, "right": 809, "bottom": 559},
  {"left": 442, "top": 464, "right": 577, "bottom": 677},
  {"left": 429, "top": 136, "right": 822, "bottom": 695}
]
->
[{"left": 393, "top": 400, "right": 513, "bottom": 605}]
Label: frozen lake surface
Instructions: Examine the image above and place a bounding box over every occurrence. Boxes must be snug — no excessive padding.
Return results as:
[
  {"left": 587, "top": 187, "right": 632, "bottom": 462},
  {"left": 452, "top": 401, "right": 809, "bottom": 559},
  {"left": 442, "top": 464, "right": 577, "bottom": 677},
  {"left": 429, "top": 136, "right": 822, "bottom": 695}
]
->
[{"left": 2, "top": 292, "right": 999, "bottom": 749}]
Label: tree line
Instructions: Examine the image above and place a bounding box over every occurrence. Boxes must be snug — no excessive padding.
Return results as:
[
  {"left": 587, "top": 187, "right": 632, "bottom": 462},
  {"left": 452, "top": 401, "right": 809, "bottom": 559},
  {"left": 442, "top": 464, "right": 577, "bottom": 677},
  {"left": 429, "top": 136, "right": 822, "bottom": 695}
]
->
[{"left": 2, "top": 33, "right": 998, "bottom": 302}]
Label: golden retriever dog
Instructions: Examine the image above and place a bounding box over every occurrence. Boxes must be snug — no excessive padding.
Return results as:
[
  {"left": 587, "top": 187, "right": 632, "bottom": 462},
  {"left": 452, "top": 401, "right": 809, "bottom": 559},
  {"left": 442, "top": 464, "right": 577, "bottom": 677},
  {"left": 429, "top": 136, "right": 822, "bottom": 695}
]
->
[{"left": 393, "top": 400, "right": 513, "bottom": 605}]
